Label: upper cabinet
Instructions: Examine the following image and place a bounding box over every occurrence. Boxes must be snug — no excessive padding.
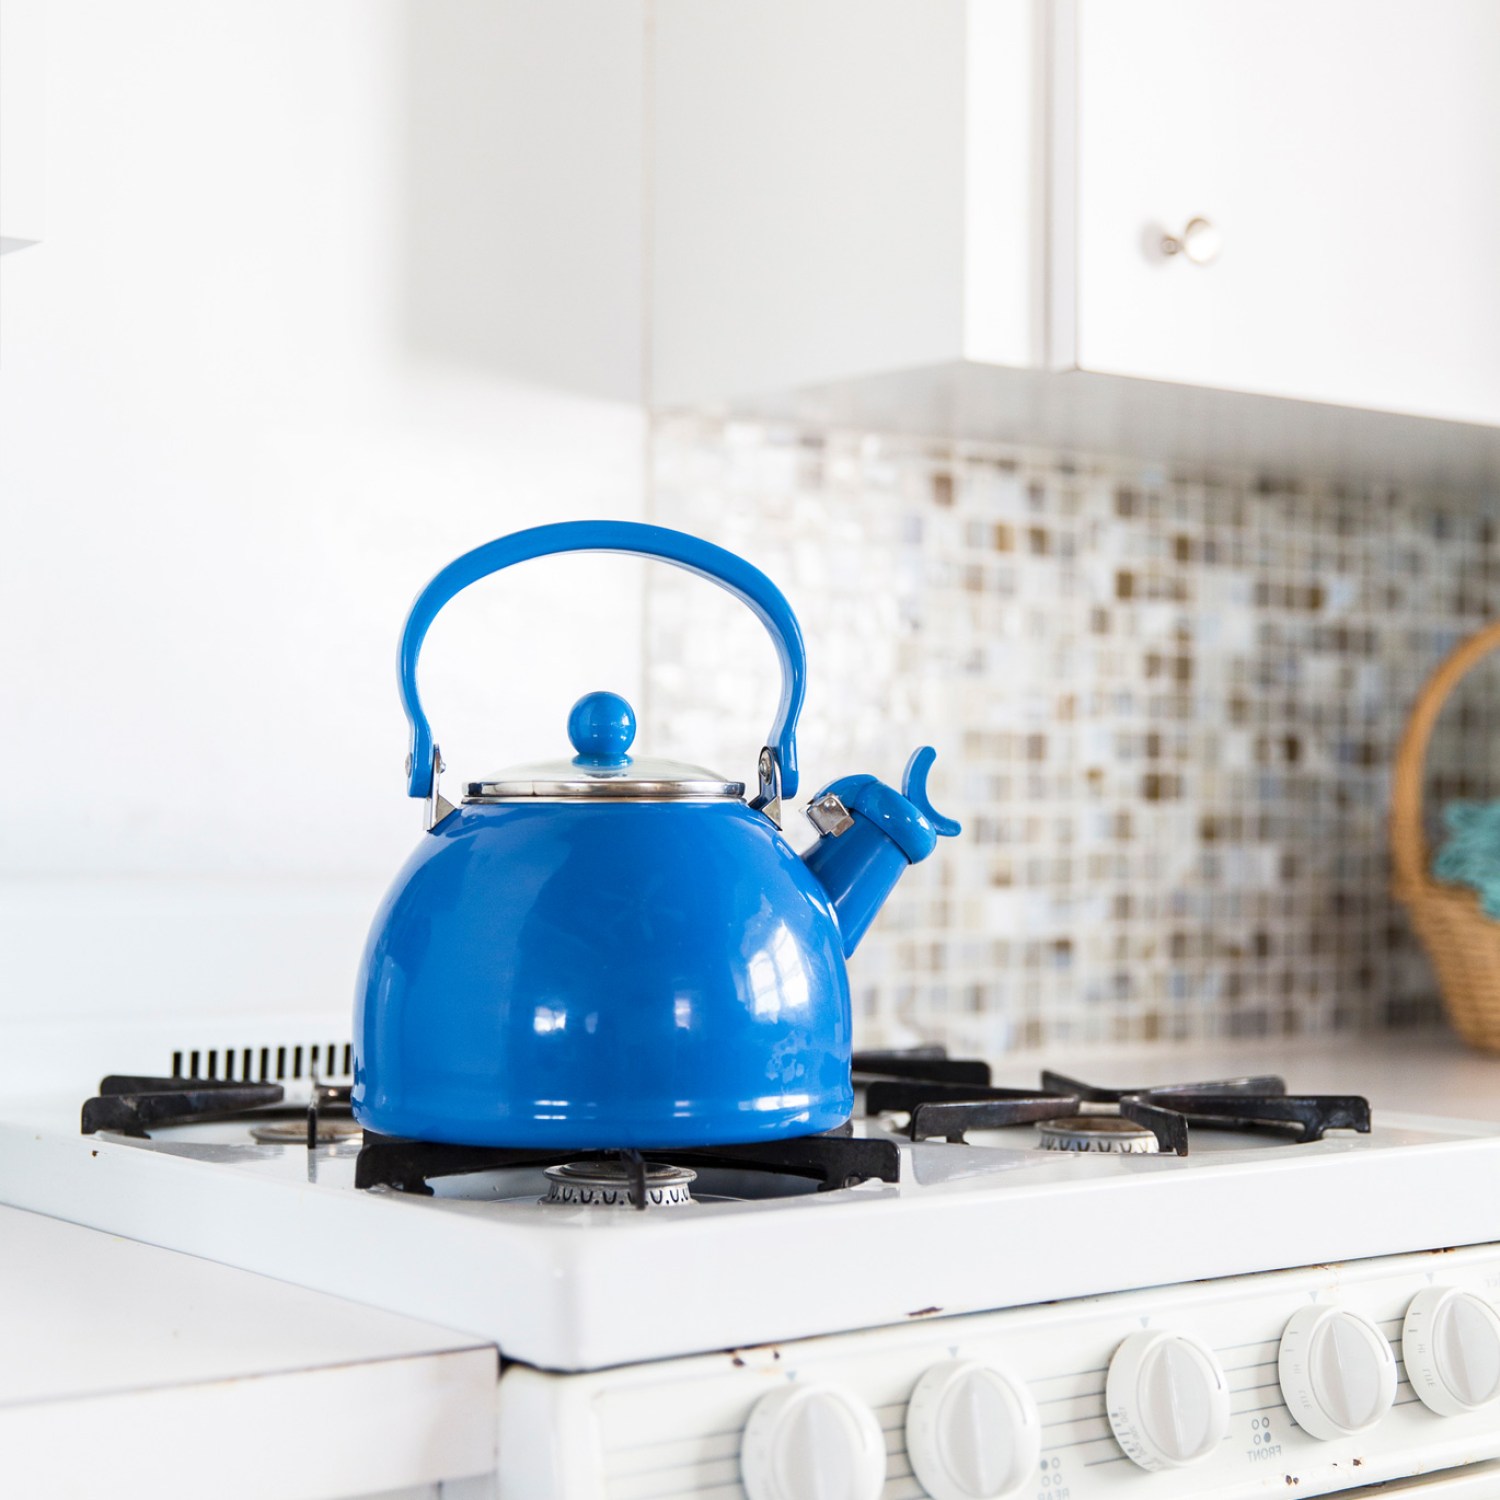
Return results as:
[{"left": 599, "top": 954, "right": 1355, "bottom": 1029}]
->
[
  {"left": 650, "top": 0, "right": 1500, "bottom": 484},
  {"left": 651, "top": 0, "right": 1043, "bottom": 404},
  {"left": 1070, "top": 0, "right": 1500, "bottom": 428}
]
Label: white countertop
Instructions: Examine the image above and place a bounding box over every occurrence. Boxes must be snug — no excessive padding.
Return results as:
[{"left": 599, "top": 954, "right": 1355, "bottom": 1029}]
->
[{"left": 0, "top": 1205, "right": 496, "bottom": 1500}]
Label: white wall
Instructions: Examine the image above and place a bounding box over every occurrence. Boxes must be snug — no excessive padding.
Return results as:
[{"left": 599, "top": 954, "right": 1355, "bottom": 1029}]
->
[{"left": 0, "top": 1, "right": 647, "bottom": 1024}]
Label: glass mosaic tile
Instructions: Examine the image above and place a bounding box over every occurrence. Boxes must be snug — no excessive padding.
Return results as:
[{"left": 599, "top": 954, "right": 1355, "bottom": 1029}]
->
[{"left": 644, "top": 416, "right": 1500, "bottom": 1054}]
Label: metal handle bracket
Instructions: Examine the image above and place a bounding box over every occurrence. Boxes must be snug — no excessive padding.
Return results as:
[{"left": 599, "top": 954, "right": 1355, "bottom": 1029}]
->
[{"left": 748, "top": 747, "right": 783, "bottom": 829}]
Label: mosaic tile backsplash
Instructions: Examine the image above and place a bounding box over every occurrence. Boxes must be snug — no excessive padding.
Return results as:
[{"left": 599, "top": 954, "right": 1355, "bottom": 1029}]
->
[{"left": 644, "top": 416, "right": 1500, "bottom": 1056}]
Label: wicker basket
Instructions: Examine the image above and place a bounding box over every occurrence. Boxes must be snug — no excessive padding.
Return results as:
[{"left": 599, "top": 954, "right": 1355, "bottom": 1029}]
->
[{"left": 1392, "top": 618, "right": 1500, "bottom": 1052}]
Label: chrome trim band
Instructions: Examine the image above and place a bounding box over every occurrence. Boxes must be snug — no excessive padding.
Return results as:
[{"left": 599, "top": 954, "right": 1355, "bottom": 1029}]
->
[{"left": 464, "top": 778, "right": 744, "bottom": 802}]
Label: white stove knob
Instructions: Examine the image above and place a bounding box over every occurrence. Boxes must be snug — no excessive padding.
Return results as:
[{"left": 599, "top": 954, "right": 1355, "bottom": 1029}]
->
[
  {"left": 741, "top": 1382, "right": 886, "bottom": 1500},
  {"left": 905, "top": 1359, "right": 1041, "bottom": 1500},
  {"left": 1105, "top": 1331, "right": 1230, "bottom": 1470},
  {"left": 1278, "top": 1306, "right": 1396, "bottom": 1440},
  {"left": 1403, "top": 1287, "right": 1500, "bottom": 1416}
]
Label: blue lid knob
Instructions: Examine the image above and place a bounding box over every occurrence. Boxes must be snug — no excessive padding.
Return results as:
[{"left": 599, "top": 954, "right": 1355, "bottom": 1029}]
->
[{"left": 568, "top": 691, "right": 636, "bottom": 767}]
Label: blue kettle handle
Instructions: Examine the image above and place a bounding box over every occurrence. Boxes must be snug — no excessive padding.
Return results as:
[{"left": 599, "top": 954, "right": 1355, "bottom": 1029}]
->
[{"left": 398, "top": 520, "right": 808, "bottom": 800}]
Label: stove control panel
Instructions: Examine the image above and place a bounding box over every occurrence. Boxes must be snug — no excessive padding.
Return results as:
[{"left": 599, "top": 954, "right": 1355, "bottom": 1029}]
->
[{"left": 499, "top": 1244, "right": 1500, "bottom": 1499}]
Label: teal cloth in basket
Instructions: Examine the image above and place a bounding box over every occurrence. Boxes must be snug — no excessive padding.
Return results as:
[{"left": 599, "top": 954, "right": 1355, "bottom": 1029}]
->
[{"left": 1433, "top": 800, "right": 1500, "bottom": 918}]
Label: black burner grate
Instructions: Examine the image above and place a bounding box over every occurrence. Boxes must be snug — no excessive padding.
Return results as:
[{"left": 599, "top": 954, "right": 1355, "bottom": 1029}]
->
[
  {"left": 1042, "top": 1070, "right": 1371, "bottom": 1155},
  {"left": 81, "top": 1076, "right": 286, "bottom": 1137},
  {"left": 80, "top": 1075, "right": 352, "bottom": 1143},
  {"left": 353, "top": 1128, "right": 902, "bottom": 1209},
  {"left": 859, "top": 1052, "right": 1371, "bottom": 1155}
]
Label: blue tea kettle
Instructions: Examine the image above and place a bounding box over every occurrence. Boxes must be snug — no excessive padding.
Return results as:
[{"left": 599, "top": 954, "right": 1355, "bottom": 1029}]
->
[{"left": 352, "top": 521, "right": 959, "bottom": 1149}]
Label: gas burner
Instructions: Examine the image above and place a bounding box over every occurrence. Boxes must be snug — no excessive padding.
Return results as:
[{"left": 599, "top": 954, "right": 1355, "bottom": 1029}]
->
[
  {"left": 250, "top": 1116, "right": 363, "bottom": 1146},
  {"left": 1037, "top": 1116, "right": 1160, "bottom": 1154},
  {"left": 858, "top": 1048, "right": 1371, "bottom": 1155},
  {"left": 354, "top": 1129, "right": 901, "bottom": 1208},
  {"left": 542, "top": 1160, "right": 697, "bottom": 1209}
]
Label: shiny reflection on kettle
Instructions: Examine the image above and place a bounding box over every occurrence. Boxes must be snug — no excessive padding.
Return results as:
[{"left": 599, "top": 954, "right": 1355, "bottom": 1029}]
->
[{"left": 747, "top": 923, "right": 813, "bottom": 1021}]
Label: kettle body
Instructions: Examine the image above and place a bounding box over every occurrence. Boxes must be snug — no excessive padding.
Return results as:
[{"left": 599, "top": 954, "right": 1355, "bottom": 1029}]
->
[
  {"left": 352, "top": 521, "right": 957, "bottom": 1149},
  {"left": 356, "top": 800, "right": 852, "bottom": 1147}
]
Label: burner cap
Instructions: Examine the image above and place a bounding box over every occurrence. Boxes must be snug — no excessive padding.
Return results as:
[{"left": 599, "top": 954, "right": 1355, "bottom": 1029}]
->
[
  {"left": 1037, "top": 1116, "right": 1159, "bottom": 1155},
  {"left": 542, "top": 1160, "right": 697, "bottom": 1209},
  {"left": 250, "top": 1118, "right": 363, "bottom": 1146}
]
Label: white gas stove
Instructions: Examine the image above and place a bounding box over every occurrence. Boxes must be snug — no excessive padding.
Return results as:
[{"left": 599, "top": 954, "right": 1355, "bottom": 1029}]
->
[{"left": 2, "top": 1014, "right": 1500, "bottom": 1500}]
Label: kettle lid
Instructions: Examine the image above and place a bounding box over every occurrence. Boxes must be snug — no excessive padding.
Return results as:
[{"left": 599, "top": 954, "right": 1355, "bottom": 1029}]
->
[{"left": 464, "top": 691, "right": 745, "bottom": 803}]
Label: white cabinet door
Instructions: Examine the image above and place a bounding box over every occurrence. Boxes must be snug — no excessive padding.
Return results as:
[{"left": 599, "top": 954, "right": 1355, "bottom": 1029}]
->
[
  {"left": 650, "top": 0, "right": 1041, "bottom": 407},
  {"left": 1071, "top": 0, "right": 1500, "bottom": 426}
]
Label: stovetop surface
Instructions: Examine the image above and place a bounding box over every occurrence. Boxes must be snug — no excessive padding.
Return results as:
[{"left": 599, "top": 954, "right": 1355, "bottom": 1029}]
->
[
  {"left": 49, "top": 1032, "right": 1429, "bottom": 1215},
  {"left": 19, "top": 1082, "right": 1500, "bottom": 1218}
]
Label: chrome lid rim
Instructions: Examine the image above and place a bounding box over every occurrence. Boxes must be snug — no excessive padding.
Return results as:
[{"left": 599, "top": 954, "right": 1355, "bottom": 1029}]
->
[{"left": 465, "top": 778, "right": 745, "bottom": 802}]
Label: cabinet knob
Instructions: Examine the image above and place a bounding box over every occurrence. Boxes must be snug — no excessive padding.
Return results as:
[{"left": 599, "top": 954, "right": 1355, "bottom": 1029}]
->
[{"left": 1161, "top": 217, "right": 1222, "bottom": 265}]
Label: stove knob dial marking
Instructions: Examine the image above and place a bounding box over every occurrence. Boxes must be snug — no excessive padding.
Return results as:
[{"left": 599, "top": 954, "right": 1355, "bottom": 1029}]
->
[
  {"left": 1105, "top": 1331, "right": 1230, "bottom": 1470},
  {"left": 905, "top": 1359, "right": 1041, "bottom": 1500},
  {"left": 1403, "top": 1287, "right": 1500, "bottom": 1416},
  {"left": 1277, "top": 1305, "right": 1396, "bottom": 1440},
  {"left": 741, "top": 1382, "right": 886, "bottom": 1500}
]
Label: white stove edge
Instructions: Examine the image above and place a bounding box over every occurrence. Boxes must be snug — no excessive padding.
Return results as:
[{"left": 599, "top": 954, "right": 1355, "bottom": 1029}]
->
[{"left": 5, "top": 1113, "right": 1500, "bottom": 1372}]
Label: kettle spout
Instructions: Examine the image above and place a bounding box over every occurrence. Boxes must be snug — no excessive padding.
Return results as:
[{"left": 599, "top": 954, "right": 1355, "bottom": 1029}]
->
[{"left": 801, "top": 747, "right": 960, "bottom": 958}]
